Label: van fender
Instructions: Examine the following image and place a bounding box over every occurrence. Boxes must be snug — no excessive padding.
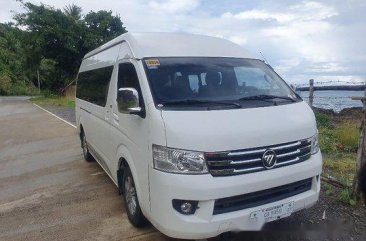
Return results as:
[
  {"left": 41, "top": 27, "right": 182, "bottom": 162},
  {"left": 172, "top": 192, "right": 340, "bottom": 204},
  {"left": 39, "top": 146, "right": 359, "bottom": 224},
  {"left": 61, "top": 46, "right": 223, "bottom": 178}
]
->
[{"left": 116, "top": 144, "right": 143, "bottom": 203}]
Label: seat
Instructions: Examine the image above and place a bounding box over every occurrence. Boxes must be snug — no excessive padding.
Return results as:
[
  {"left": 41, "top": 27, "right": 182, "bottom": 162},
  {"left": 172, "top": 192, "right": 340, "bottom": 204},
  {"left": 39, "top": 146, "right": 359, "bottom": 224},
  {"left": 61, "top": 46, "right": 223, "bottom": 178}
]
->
[
  {"left": 172, "top": 75, "right": 193, "bottom": 99},
  {"left": 200, "top": 71, "right": 221, "bottom": 97}
]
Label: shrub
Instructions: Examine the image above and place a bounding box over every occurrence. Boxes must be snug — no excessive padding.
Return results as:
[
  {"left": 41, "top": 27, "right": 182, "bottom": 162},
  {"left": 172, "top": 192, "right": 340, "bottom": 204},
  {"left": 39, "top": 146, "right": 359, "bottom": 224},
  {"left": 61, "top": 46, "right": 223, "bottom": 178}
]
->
[
  {"left": 319, "top": 128, "right": 336, "bottom": 153},
  {"left": 0, "top": 74, "right": 12, "bottom": 95},
  {"left": 315, "top": 112, "right": 332, "bottom": 129},
  {"left": 338, "top": 188, "right": 357, "bottom": 206}
]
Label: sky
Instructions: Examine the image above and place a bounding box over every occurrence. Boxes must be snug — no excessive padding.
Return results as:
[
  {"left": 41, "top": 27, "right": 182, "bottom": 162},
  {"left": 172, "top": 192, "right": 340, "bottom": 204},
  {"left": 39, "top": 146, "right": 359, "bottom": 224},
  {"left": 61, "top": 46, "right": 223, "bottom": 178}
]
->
[{"left": 0, "top": 0, "right": 365, "bottom": 85}]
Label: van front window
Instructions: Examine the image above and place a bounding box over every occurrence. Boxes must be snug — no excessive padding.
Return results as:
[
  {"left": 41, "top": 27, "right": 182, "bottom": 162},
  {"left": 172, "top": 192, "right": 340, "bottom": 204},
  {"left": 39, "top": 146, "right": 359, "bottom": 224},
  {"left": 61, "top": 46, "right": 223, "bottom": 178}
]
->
[{"left": 143, "top": 57, "right": 300, "bottom": 109}]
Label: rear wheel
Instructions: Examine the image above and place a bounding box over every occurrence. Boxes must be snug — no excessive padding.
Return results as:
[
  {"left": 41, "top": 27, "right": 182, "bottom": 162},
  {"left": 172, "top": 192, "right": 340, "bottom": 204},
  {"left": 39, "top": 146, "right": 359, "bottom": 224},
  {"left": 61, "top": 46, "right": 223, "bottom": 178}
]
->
[
  {"left": 81, "top": 131, "right": 93, "bottom": 162},
  {"left": 122, "top": 167, "right": 148, "bottom": 227}
]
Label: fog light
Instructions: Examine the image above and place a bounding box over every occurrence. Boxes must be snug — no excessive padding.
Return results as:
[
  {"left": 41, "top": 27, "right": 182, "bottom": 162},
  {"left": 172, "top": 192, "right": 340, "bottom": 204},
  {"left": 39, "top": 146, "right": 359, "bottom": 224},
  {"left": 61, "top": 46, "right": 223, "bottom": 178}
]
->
[
  {"left": 180, "top": 202, "right": 192, "bottom": 214},
  {"left": 172, "top": 199, "right": 198, "bottom": 215}
]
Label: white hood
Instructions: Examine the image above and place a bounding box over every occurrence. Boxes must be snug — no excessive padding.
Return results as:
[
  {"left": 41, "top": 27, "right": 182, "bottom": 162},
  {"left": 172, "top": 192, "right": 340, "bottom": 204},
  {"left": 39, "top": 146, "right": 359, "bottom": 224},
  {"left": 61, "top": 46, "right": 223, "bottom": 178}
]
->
[{"left": 161, "top": 101, "right": 316, "bottom": 152}]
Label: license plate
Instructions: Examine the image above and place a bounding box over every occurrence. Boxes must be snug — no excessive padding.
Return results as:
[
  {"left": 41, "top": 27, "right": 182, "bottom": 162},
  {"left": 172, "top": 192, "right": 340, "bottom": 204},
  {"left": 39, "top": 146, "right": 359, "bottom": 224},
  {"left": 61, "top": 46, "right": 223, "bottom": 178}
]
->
[{"left": 250, "top": 202, "right": 294, "bottom": 223}]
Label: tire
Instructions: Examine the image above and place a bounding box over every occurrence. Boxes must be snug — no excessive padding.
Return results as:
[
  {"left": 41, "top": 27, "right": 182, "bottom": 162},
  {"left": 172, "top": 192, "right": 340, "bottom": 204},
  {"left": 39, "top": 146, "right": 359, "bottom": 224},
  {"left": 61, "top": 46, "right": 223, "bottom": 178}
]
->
[
  {"left": 81, "top": 131, "right": 94, "bottom": 162},
  {"left": 122, "top": 167, "right": 148, "bottom": 227}
]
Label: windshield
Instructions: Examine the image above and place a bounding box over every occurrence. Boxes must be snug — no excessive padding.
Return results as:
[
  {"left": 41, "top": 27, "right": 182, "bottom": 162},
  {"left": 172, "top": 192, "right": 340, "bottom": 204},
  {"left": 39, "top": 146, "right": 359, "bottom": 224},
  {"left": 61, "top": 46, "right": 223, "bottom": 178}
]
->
[{"left": 143, "top": 57, "right": 299, "bottom": 109}]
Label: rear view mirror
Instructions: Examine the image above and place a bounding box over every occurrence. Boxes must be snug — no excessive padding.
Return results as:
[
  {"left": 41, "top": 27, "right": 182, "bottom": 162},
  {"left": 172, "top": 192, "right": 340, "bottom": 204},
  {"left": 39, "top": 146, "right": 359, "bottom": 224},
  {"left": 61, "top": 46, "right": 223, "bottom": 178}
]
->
[{"left": 117, "top": 88, "right": 142, "bottom": 114}]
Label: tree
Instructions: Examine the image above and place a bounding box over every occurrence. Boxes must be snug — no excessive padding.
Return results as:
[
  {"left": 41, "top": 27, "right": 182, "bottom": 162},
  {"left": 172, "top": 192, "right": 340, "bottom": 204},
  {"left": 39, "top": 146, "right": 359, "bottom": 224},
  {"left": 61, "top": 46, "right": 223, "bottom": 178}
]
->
[
  {"left": 15, "top": 2, "right": 84, "bottom": 90},
  {"left": 64, "top": 4, "right": 82, "bottom": 20},
  {"left": 83, "top": 10, "right": 126, "bottom": 48},
  {"left": 13, "top": 2, "right": 127, "bottom": 92},
  {"left": 0, "top": 23, "right": 37, "bottom": 95}
]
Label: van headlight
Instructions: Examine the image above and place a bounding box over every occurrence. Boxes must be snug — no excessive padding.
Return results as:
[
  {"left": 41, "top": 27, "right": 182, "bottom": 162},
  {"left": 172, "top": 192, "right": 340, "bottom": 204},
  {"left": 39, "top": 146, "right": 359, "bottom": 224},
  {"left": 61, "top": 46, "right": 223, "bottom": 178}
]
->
[
  {"left": 152, "top": 145, "right": 208, "bottom": 174},
  {"left": 310, "top": 131, "right": 320, "bottom": 154}
]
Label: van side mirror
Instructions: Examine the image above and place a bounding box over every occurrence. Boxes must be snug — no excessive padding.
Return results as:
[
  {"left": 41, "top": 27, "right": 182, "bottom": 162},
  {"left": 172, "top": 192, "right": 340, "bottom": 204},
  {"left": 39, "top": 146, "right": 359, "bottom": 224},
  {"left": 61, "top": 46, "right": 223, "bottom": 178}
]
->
[{"left": 117, "top": 88, "right": 142, "bottom": 114}]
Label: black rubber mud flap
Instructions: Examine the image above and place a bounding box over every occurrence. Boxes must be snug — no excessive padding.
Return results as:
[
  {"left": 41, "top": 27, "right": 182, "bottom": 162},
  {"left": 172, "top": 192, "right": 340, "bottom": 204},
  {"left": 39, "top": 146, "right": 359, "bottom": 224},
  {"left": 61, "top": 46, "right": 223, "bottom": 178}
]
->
[{"left": 117, "top": 169, "right": 123, "bottom": 195}]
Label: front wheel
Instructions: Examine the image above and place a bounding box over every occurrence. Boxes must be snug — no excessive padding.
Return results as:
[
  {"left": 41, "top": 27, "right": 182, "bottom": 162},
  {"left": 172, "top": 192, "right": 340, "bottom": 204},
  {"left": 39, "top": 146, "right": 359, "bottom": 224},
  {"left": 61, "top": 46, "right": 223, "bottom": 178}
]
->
[{"left": 122, "top": 167, "right": 148, "bottom": 227}]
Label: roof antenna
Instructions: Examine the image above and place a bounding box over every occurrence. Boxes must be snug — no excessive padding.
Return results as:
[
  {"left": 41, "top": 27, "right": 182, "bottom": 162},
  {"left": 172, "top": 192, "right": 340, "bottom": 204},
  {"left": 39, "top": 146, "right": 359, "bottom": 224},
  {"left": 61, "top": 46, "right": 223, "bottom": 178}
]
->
[{"left": 259, "top": 51, "right": 268, "bottom": 64}]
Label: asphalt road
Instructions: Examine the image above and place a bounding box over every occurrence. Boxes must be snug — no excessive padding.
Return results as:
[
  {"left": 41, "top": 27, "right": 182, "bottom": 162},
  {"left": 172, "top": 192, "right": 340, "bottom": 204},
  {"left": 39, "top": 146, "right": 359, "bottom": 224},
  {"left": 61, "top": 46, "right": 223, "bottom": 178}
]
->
[
  {"left": 0, "top": 99, "right": 167, "bottom": 241},
  {"left": 1, "top": 99, "right": 364, "bottom": 241}
]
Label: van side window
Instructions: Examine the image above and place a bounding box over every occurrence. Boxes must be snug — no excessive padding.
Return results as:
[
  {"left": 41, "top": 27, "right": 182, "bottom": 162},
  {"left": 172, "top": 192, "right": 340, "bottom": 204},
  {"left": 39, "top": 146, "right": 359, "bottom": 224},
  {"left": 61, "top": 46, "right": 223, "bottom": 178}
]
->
[
  {"left": 118, "top": 63, "right": 144, "bottom": 107},
  {"left": 76, "top": 66, "right": 113, "bottom": 106}
]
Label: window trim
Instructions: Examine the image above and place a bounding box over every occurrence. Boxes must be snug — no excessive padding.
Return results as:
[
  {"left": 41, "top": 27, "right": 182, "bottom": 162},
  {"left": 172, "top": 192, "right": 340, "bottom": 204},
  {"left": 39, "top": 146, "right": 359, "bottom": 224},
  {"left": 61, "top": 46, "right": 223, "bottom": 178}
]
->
[
  {"left": 116, "top": 61, "right": 146, "bottom": 118},
  {"left": 142, "top": 56, "right": 301, "bottom": 110},
  {"left": 76, "top": 65, "right": 114, "bottom": 107}
]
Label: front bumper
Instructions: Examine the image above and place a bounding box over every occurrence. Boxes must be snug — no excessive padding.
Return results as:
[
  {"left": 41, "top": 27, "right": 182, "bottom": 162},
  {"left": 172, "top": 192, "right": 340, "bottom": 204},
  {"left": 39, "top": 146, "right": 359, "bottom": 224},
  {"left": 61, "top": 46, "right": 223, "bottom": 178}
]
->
[{"left": 149, "top": 151, "right": 322, "bottom": 239}]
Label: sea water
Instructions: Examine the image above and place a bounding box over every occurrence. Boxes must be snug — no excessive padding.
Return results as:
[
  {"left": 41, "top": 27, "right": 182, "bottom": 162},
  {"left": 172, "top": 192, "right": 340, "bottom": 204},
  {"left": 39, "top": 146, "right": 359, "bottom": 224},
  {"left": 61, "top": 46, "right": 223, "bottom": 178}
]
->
[{"left": 298, "top": 90, "right": 364, "bottom": 112}]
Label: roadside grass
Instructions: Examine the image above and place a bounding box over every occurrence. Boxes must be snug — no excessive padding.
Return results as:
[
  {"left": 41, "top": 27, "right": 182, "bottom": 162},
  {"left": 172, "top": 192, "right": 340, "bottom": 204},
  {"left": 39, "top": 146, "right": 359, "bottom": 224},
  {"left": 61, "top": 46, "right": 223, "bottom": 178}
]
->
[
  {"left": 31, "top": 95, "right": 75, "bottom": 108},
  {"left": 323, "top": 153, "right": 356, "bottom": 186},
  {"left": 316, "top": 112, "right": 360, "bottom": 206},
  {"left": 317, "top": 113, "right": 359, "bottom": 153}
]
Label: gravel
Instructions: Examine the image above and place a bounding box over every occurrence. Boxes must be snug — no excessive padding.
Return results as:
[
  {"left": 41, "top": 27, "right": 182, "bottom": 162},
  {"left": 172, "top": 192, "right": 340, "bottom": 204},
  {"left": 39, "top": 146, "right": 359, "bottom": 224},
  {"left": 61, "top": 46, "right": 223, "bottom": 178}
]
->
[{"left": 38, "top": 104, "right": 76, "bottom": 125}]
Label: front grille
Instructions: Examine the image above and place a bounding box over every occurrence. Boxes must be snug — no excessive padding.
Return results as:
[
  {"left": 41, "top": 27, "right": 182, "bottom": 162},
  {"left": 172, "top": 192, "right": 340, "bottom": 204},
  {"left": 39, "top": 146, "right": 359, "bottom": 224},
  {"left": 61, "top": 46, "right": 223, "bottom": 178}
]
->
[
  {"left": 205, "top": 139, "right": 312, "bottom": 177},
  {"left": 213, "top": 178, "right": 312, "bottom": 215}
]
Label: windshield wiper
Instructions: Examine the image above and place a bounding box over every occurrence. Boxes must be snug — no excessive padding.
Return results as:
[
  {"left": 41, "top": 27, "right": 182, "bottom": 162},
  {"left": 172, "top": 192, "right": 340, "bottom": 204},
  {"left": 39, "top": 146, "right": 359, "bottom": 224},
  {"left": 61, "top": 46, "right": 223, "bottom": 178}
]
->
[
  {"left": 238, "top": 94, "right": 296, "bottom": 102},
  {"left": 160, "top": 99, "right": 242, "bottom": 108}
]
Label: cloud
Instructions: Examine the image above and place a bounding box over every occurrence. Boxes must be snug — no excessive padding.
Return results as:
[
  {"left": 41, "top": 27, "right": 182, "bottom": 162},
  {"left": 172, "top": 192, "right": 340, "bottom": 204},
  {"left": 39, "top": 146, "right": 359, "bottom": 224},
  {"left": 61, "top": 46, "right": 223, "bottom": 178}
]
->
[
  {"left": 0, "top": 0, "right": 364, "bottom": 84},
  {"left": 221, "top": 1, "right": 337, "bottom": 23},
  {"left": 222, "top": 10, "right": 294, "bottom": 23},
  {"left": 148, "top": 0, "right": 200, "bottom": 13}
]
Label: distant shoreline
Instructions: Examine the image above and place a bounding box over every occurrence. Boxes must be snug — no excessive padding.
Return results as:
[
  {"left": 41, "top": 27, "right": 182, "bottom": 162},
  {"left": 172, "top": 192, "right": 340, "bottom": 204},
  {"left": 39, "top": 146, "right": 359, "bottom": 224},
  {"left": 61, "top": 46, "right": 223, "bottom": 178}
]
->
[{"left": 296, "top": 85, "right": 365, "bottom": 91}]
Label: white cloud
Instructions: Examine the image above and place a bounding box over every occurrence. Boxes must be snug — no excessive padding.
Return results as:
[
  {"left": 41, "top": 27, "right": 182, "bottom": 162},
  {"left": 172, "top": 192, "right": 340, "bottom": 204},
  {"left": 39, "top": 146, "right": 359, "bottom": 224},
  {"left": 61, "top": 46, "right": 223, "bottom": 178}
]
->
[
  {"left": 0, "top": 0, "right": 365, "bottom": 84},
  {"left": 221, "top": 1, "right": 337, "bottom": 23},
  {"left": 222, "top": 10, "right": 294, "bottom": 23},
  {"left": 148, "top": 0, "right": 200, "bottom": 13}
]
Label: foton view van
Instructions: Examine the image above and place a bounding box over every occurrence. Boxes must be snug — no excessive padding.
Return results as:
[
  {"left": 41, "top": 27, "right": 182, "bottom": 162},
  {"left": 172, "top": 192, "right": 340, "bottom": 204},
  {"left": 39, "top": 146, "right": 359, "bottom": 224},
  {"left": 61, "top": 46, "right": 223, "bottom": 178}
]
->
[{"left": 75, "top": 32, "right": 322, "bottom": 239}]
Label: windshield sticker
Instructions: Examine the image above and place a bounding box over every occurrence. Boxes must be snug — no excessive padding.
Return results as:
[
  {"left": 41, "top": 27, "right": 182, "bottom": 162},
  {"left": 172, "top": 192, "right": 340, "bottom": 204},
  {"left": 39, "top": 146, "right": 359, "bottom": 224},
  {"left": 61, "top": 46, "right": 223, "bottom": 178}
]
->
[{"left": 145, "top": 59, "right": 160, "bottom": 69}]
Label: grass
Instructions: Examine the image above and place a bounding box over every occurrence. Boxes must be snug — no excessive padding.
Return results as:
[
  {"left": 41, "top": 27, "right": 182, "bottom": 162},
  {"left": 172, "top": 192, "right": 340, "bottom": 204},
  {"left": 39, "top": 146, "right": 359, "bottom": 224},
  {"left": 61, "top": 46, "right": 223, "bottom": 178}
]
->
[
  {"left": 31, "top": 95, "right": 75, "bottom": 108},
  {"left": 335, "top": 122, "right": 360, "bottom": 152},
  {"left": 323, "top": 153, "right": 356, "bottom": 184},
  {"left": 316, "top": 113, "right": 360, "bottom": 153},
  {"left": 315, "top": 111, "right": 361, "bottom": 206},
  {"left": 323, "top": 154, "right": 358, "bottom": 206}
]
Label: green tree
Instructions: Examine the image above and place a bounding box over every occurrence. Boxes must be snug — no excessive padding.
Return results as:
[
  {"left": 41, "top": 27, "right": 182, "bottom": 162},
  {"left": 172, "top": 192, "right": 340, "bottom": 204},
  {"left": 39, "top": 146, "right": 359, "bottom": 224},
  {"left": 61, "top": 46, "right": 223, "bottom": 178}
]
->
[
  {"left": 0, "top": 23, "right": 37, "bottom": 95},
  {"left": 13, "top": 2, "right": 127, "bottom": 92},
  {"left": 83, "top": 10, "right": 127, "bottom": 48},
  {"left": 63, "top": 4, "right": 82, "bottom": 20}
]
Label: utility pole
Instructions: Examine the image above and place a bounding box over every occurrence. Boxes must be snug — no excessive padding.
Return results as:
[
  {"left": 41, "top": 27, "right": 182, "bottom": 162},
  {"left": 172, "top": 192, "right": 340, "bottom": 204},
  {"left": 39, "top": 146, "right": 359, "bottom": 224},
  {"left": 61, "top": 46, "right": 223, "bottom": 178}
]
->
[
  {"left": 37, "top": 70, "right": 41, "bottom": 93},
  {"left": 309, "top": 79, "right": 314, "bottom": 108}
]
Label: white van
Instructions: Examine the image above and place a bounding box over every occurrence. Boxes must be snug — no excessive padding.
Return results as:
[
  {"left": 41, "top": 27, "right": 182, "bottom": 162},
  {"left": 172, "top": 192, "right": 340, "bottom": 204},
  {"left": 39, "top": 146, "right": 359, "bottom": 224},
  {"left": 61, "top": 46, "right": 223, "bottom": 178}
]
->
[{"left": 76, "top": 32, "right": 322, "bottom": 239}]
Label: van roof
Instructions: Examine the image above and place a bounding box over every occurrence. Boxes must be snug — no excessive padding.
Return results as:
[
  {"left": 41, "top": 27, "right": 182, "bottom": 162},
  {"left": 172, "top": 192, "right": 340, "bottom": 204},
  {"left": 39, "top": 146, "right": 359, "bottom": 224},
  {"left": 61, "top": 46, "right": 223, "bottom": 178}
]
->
[{"left": 84, "top": 32, "right": 256, "bottom": 59}]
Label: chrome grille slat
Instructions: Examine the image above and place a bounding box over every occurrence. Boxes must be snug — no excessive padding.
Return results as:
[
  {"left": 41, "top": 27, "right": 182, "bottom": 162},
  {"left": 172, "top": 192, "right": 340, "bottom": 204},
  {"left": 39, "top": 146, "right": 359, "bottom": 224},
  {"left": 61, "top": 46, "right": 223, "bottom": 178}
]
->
[
  {"left": 208, "top": 158, "right": 262, "bottom": 166},
  {"left": 227, "top": 141, "right": 302, "bottom": 156},
  {"left": 206, "top": 139, "right": 312, "bottom": 177},
  {"left": 277, "top": 149, "right": 300, "bottom": 158},
  {"left": 276, "top": 157, "right": 300, "bottom": 166}
]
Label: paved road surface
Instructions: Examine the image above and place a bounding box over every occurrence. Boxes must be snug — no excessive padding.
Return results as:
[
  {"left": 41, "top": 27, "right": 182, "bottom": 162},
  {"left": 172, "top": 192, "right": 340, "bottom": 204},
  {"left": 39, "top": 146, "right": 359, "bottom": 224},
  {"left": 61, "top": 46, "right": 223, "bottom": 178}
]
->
[
  {"left": 0, "top": 99, "right": 167, "bottom": 241},
  {"left": 1, "top": 99, "right": 364, "bottom": 241}
]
